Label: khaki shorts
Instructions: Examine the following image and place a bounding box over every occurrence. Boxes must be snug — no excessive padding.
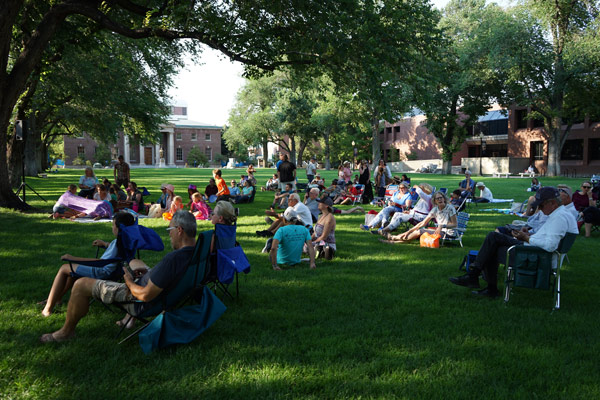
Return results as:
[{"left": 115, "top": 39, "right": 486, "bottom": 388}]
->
[{"left": 92, "top": 281, "right": 137, "bottom": 313}]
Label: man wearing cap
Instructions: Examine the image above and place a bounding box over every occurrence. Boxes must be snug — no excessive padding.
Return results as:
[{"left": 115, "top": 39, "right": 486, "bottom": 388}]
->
[
  {"left": 458, "top": 170, "right": 475, "bottom": 198},
  {"left": 270, "top": 208, "right": 316, "bottom": 270},
  {"left": 473, "top": 182, "right": 493, "bottom": 203},
  {"left": 113, "top": 155, "right": 130, "bottom": 188},
  {"left": 306, "top": 157, "right": 317, "bottom": 184},
  {"left": 379, "top": 183, "right": 433, "bottom": 235},
  {"left": 450, "top": 187, "right": 578, "bottom": 297}
]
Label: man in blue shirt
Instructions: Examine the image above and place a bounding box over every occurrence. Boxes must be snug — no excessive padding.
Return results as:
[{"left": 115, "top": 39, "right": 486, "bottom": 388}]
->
[
  {"left": 458, "top": 170, "right": 476, "bottom": 198},
  {"left": 270, "top": 208, "right": 316, "bottom": 270}
]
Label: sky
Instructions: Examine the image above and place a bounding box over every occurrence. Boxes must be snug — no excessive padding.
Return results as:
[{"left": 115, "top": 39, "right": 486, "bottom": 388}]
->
[{"left": 168, "top": 0, "right": 512, "bottom": 126}]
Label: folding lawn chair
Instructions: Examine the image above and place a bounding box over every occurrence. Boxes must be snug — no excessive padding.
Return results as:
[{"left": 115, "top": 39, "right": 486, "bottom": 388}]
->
[
  {"left": 63, "top": 220, "right": 164, "bottom": 282},
  {"left": 116, "top": 229, "right": 226, "bottom": 350},
  {"left": 350, "top": 184, "right": 364, "bottom": 205},
  {"left": 440, "top": 212, "right": 470, "bottom": 247},
  {"left": 503, "top": 232, "right": 577, "bottom": 310},
  {"left": 203, "top": 224, "right": 250, "bottom": 299}
]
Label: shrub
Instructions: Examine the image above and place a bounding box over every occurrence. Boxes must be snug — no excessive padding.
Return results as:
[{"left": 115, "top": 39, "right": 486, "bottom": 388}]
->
[{"left": 187, "top": 146, "right": 208, "bottom": 167}]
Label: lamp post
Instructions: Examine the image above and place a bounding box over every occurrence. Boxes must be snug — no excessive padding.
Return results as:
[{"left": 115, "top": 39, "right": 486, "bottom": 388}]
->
[
  {"left": 352, "top": 140, "right": 357, "bottom": 169},
  {"left": 479, "top": 132, "right": 487, "bottom": 176}
]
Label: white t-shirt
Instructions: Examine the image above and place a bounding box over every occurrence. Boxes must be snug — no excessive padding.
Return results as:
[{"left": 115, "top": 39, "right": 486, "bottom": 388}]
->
[
  {"left": 306, "top": 162, "right": 317, "bottom": 176},
  {"left": 292, "top": 202, "right": 313, "bottom": 227},
  {"left": 527, "top": 205, "right": 578, "bottom": 252},
  {"left": 479, "top": 187, "right": 493, "bottom": 201}
]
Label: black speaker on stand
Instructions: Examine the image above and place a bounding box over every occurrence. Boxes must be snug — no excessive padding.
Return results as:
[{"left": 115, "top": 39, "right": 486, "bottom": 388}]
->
[{"left": 14, "top": 120, "right": 46, "bottom": 204}]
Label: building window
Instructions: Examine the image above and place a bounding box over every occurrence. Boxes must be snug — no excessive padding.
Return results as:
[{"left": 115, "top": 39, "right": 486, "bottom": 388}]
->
[
  {"left": 515, "top": 109, "right": 528, "bottom": 130},
  {"left": 589, "top": 139, "right": 600, "bottom": 161},
  {"left": 468, "top": 146, "right": 477, "bottom": 157},
  {"left": 205, "top": 147, "right": 212, "bottom": 161},
  {"left": 77, "top": 146, "right": 85, "bottom": 157},
  {"left": 191, "top": 132, "right": 197, "bottom": 141},
  {"left": 531, "top": 141, "right": 544, "bottom": 160},
  {"left": 205, "top": 133, "right": 211, "bottom": 141},
  {"left": 561, "top": 139, "right": 583, "bottom": 160},
  {"left": 176, "top": 147, "right": 183, "bottom": 161},
  {"left": 176, "top": 132, "right": 182, "bottom": 141},
  {"left": 393, "top": 126, "right": 400, "bottom": 141}
]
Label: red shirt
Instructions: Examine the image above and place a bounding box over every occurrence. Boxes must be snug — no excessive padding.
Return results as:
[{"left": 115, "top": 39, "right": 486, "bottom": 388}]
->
[{"left": 572, "top": 190, "right": 598, "bottom": 211}]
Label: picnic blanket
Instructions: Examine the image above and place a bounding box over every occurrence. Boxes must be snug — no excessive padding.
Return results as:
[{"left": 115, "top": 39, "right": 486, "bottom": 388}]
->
[
  {"left": 56, "top": 192, "right": 112, "bottom": 218},
  {"left": 468, "top": 198, "right": 514, "bottom": 203}
]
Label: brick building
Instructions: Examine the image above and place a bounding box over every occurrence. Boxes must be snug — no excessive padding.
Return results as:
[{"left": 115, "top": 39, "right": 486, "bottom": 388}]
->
[
  {"left": 381, "top": 106, "right": 600, "bottom": 176},
  {"left": 63, "top": 106, "right": 222, "bottom": 167}
]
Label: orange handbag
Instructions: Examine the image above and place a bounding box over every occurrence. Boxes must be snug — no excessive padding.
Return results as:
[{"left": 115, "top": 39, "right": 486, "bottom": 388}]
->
[{"left": 420, "top": 232, "right": 441, "bottom": 248}]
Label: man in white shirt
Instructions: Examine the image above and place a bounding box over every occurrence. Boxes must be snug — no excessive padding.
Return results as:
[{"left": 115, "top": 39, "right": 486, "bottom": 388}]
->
[
  {"left": 473, "top": 182, "right": 493, "bottom": 203},
  {"left": 257, "top": 193, "right": 314, "bottom": 237},
  {"left": 450, "top": 187, "right": 578, "bottom": 297}
]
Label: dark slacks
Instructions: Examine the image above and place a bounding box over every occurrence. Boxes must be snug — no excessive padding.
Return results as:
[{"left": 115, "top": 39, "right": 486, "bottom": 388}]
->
[{"left": 469, "top": 232, "right": 522, "bottom": 289}]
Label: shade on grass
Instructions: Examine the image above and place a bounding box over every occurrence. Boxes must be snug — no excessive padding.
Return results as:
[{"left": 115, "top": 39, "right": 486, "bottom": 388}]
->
[{"left": 1, "top": 168, "right": 599, "bottom": 399}]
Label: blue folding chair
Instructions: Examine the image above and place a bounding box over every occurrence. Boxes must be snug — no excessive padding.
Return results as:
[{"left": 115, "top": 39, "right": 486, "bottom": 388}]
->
[{"left": 204, "top": 224, "right": 250, "bottom": 299}]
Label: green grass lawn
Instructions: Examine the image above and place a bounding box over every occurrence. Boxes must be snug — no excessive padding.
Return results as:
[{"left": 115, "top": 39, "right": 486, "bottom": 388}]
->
[{"left": 1, "top": 168, "right": 599, "bottom": 399}]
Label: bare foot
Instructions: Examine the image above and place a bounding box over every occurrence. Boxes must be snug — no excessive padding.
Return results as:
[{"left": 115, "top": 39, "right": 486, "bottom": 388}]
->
[
  {"left": 272, "top": 266, "right": 282, "bottom": 271},
  {"left": 40, "top": 332, "right": 75, "bottom": 343},
  {"left": 41, "top": 309, "right": 52, "bottom": 317}
]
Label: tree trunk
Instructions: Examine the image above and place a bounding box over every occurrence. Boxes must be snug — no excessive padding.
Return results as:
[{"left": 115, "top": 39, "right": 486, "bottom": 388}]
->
[
  {"left": 324, "top": 128, "right": 331, "bottom": 170},
  {"left": 441, "top": 159, "right": 452, "bottom": 175},
  {"left": 290, "top": 136, "right": 297, "bottom": 166},
  {"left": 262, "top": 139, "right": 269, "bottom": 168},
  {"left": 370, "top": 115, "right": 380, "bottom": 167},
  {"left": 297, "top": 139, "right": 307, "bottom": 169},
  {"left": 546, "top": 129, "right": 561, "bottom": 177}
]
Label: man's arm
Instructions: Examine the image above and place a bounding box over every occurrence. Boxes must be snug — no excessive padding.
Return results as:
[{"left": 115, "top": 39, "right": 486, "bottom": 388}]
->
[
  {"left": 113, "top": 165, "right": 117, "bottom": 180},
  {"left": 123, "top": 268, "right": 163, "bottom": 302},
  {"left": 305, "top": 240, "right": 316, "bottom": 269},
  {"left": 270, "top": 239, "right": 281, "bottom": 270}
]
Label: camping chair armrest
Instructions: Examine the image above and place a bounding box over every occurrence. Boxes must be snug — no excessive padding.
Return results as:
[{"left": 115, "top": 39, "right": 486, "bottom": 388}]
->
[
  {"left": 94, "top": 243, "right": 108, "bottom": 258},
  {"left": 62, "top": 257, "right": 122, "bottom": 274}
]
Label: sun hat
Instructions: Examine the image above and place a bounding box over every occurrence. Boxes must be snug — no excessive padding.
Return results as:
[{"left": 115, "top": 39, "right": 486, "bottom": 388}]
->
[
  {"left": 164, "top": 184, "right": 175, "bottom": 192},
  {"left": 188, "top": 184, "right": 197, "bottom": 190},
  {"left": 317, "top": 196, "right": 334, "bottom": 209},
  {"left": 419, "top": 183, "right": 433, "bottom": 195},
  {"left": 476, "top": 182, "right": 485, "bottom": 187}
]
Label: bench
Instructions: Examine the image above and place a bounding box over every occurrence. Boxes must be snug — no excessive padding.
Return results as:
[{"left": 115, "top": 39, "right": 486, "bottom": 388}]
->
[
  {"left": 492, "top": 172, "right": 510, "bottom": 178},
  {"left": 519, "top": 172, "right": 535, "bottom": 178}
]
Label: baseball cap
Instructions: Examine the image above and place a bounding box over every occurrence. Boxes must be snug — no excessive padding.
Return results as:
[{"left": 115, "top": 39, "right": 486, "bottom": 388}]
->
[
  {"left": 476, "top": 182, "right": 485, "bottom": 187},
  {"left": 531, "top": 186, "right": 560, "bottom": 209},
  {"left": 283, "top": 208, "right": 298, "bottom": 222}
]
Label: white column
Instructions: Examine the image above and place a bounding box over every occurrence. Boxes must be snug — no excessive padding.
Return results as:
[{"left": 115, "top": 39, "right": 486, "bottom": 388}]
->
[
  {"left": 123, "top": 135, "right": 130, "bottom": 164},
  {"left": 155, "top": 143, "right": 160, "bottom": 165},
  {"left": 139, "top": 144, "right": 145, "bottom": 165},
  {"left": 168, "top": 132, "right": 175, "bottom": 166}
]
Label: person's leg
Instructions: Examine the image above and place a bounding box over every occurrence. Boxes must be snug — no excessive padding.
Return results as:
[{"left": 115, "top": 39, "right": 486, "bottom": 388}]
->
[
  {"left": 40, "top": 277, "right": 97, "bottom": 342},
  {"left": 342, "top": 206, "right": 364, "bottom": 214},
  {"left": 42, "top": 264, "right": 75, "bottom": 316},
  {"left": 369, "top": 206, "right": 394, "bottom": 229},
  {"left": 383, "top": 212, "right": 410, "bottom": 233},
  {"left": 268, "top": 218, "right": 283, "bottom": 233}
]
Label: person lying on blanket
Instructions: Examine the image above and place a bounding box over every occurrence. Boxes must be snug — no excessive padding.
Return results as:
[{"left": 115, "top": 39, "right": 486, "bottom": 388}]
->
[
  {"left": 39, "top": 212, "right": 135, "bottom": 317},
  {"left": 40, "top": 211, "right": 197, "bottom": 343}
]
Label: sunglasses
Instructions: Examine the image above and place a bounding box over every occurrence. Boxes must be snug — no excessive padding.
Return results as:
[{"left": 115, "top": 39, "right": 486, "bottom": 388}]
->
[
  {"left": 582, "top": 185, "right": 591, "bottom": 189},
  {"left": 166, "top": 225, "right": 179, "bottom": 231}
]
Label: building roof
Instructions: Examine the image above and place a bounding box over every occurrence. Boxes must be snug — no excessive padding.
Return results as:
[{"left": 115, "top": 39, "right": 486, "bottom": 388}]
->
[
  {"left": 171, "top": 119, "right": 222, "bottom": 129},
  {"left": 478, "top": 109, "right": 508, "bottom": 122}
]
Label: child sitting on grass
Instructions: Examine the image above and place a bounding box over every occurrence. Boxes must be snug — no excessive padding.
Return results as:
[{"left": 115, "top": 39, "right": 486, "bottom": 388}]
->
[
  {"left": 163, "top": 196, "right": 183, "bottom": 221},
  {"left": 190, "top": 192, "right": 211, "bottom": 220}
]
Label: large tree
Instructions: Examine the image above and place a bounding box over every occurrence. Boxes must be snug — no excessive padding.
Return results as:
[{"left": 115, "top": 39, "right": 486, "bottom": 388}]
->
[
  {"left": 418, "top": 0, "right": 504, "bottom": 174},
  {"left": 13, "top": 29, "right": 185, "bottom": 183},
  {"left": 491, "top": 0, "right": 600, "bottom": 176},
  {"left": 2, "top": 0, "right": 402, "bottom": 209}
]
